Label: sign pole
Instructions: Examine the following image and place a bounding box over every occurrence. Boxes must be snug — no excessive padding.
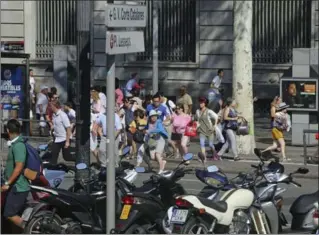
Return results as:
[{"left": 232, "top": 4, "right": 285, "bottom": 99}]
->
[
  {"left": 104, "top": 2, "right": 146, "bottom": 233},
  {"left": 106, "top": 1, "right": 116, "bottom": 233},
  {"left": 152, "top": 0, "right": 159, "bottom": 94},
  {"left": 0, "top": 3, "right": 3, "bottom": 152}
]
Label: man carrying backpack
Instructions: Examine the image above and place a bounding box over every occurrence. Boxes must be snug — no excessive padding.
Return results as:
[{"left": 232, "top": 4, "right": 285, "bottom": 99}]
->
[{"left": 2, "top": 119, "right": 30, "bottom": 229}]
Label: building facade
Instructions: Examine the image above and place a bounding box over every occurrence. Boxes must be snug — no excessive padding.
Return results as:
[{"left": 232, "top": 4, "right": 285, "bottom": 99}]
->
[{"left": 1, "top": 0, "right": 318, "bottom": 106}]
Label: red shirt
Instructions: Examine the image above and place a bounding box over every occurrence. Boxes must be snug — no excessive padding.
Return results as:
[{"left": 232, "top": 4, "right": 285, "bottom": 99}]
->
[{"left": 46, "top": 105, "right": 53, "bottom": 121}]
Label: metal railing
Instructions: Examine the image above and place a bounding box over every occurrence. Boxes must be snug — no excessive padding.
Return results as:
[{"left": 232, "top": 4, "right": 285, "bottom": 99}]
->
[
  {"left": 252, "top": 0, "right": 312, "bottom": 64},
  {"left": 136, "top": 0, "right": 196, "bottom": 62},
  {"left": 36, "top": 0, "right": 77, "bottom": 59},
  {"left": 303, "top": 129, "right": 318, "bottom": 165}
]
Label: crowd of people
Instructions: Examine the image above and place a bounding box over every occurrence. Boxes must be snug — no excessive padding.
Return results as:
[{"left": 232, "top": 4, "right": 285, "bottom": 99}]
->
[
  {"left": 28, "top": 68, "right": 293, "bottom": 171},
  {"left": 90, "top": 71, "right": 264, "bottom": 174}
]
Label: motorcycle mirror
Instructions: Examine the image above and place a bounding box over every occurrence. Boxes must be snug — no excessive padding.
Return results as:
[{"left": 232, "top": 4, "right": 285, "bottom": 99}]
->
[
  {"left": 197, "top": 152, "right": 205, "bottom": 163},
  {"left": 76, "top": 163, "right": 87, "bottom": 170},
  {"left": 296, "top": 167, "right": 309, "bottom": 174},
  {"left": 207, "top": 165, "right": 219, "bottom": 173},
  {"left": 121, "top": 146, "right": 131, "bottom": 156},
  {"left": 183, "top": 153, "right": 193, "bottom": 161},
  {"left": 254, "top": 148, "right": 262, "bottom": 158},
  {"left": 135, "top": 167, "right": 145, "bottom": 173}
]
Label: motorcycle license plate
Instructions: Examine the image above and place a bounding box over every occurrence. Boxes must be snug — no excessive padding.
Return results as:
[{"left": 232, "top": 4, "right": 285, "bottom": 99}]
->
[
  {"left": 120, "top": 205, "right": 131, "bottom": 220},
  {"left": 170, "top": 209, "right": 188, "bottom": 224}
]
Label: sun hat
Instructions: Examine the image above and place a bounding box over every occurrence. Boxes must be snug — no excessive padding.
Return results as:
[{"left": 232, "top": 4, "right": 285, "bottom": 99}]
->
[
  {"left": 149, "top": 110, "right": 159, "bottom": 117},
  {"left": 40, "top": 85, "right": 49, "bottom": 91},
  {"left": 276, "top": 102, "right": 289, "bottom": 111}
]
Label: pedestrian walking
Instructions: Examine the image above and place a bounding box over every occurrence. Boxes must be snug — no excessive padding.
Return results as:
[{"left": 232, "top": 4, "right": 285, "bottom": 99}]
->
[
  {"left": 176, "top": 86, "right": 193, "bottom": 115},
  {"left": 195, "top": 97, "right": 219, "bottom": 162},
  {"left": 261, "top": 102, "right": 291, "bottom": 162},
  {"left": 217, "top": 98, "right": 241, "bottom": 161},
  {"left": 50, "top": 101, "right": 72, "bottom": 164},
  {"left": 2, "top": 119, "right": 30, "bottom": 230},
  {"left": 36, "top": 85, "right": 49, "bottom": 136}
]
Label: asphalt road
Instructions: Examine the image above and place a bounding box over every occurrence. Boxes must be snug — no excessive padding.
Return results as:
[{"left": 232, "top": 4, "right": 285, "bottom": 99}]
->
[{"left": 58, "top": 172, "right": 318, "bottom": 233}]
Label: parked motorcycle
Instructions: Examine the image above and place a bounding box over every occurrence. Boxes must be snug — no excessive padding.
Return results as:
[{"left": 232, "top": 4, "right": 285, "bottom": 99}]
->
[
  {"left": 312, "top": 202, "right": 318, "bottom": 234},
  {"left": 22, "top": 162, "right": 145, "bottom": 234},
  {"left": 170, "top": 148, "right": 308, "bottom": 234},
  {"left": 289, "top": 190, "right": 319, "bottom": 232},
  {"left": 115, "top": 153, "right": 194, "bottom": 234}
]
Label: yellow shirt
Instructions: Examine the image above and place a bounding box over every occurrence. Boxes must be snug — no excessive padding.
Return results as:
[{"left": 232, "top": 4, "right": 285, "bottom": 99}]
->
[{"left": 129, "top": 118, "right": 147, "bottom": 133}]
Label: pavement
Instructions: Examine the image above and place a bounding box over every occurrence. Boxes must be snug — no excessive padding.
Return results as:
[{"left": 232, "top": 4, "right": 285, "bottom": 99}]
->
[{"left": 58, "top": 172, "right": 318, "bottom": 234}]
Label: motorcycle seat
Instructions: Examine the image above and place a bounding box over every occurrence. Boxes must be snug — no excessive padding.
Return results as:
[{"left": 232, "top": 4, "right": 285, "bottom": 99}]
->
[
  {"left": 43, "top": 162, "right": 74, "bottom": 172},
  {"left": 57, "top": 189, "right": 95, "bottom": 206},
  {"left": 197, "top": 197, "right": 228, "bottom": 213},
  {"left": 290, "top": 190, "right": 319, "bottom": 214}
]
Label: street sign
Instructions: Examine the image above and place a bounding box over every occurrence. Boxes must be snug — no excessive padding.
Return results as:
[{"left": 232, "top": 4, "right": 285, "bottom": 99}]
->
[
  {"left": 106, "top": 31, "right": 145, "bottom": 55},
  {"left": 105, "top": 4, "right": 147, "bottom": 28}
]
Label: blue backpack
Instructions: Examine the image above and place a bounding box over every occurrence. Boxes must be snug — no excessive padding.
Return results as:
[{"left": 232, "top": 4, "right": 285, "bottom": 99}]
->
[{"left": 12, "top": 139, "right": 43, "bottom": 181}]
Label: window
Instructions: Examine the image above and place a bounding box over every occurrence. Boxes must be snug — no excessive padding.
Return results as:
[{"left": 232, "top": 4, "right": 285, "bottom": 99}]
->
[
  {"left": 36, "top": 0, "right": 77, "bottom": 59},
  {"left": 136, "top": 0, "right": 196, "bottom": 62},
  {"left": 252, "top": 0, "right": 311, "bottom": 63}
]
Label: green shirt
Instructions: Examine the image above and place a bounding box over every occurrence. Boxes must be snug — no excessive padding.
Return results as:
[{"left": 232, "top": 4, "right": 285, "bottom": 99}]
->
[{"left": 5, "top": 136, "right": 30, "bottom": 192}]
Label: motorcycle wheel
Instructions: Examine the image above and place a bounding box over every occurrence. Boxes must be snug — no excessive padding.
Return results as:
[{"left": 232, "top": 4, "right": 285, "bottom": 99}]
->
[
  {"left": 24, "top": 210, "right": 62, "bottom": 234},
  {"left": 181, "top": 217, "right": 210, "bottom": 234}
]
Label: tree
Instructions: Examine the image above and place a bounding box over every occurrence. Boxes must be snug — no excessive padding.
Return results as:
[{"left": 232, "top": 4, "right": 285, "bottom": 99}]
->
[{"left": 232, "top": 1, "right": 256, "bottom": 155}]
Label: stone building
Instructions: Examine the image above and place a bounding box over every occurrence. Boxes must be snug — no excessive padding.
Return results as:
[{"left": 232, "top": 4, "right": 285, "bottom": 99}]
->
[{"left": 1, "top": 0, "right": 318, "bottom": 110}]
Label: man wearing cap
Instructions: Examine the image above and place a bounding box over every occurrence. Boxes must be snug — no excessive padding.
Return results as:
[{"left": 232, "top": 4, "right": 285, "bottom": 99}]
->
[
  {"left": 125, "top": 73, "right": 140, "bottom": 97},
  {"left": 36, "top": 85, "right": 49, "bottom": 136}
]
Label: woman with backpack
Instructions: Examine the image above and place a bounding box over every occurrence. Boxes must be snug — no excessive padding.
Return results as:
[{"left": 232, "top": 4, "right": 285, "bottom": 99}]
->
[{"left": 128, "top": 109, "right": 148, "bottom": 167}]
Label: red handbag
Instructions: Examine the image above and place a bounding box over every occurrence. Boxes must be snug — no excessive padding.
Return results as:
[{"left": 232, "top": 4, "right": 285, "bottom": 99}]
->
[
  {"left": 184, "top": 122, "right": 197, "bottom": 137},
  {"left": 316, "top": 133, "right": 319, "bottom": 140}
]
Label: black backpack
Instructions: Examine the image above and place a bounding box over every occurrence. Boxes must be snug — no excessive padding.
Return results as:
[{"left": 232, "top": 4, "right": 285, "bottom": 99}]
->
[{"left": 132, "top": 122, "right": 145, "bottom": 143}]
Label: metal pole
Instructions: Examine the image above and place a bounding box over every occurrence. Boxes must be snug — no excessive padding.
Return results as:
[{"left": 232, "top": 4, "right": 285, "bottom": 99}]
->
[
  {"left": 106, "top": 49, "right": 116, "bottom": 234},
  {"left": 0, "top": 2, "right": 3, "bottom": 151},
  {"left": 152, "top": 0, "right": 159, "bottom": 94},
  {"left": 75, "top": 1, "right": 91, "bottom": 184},
  {"left": 106, "top": 0, "right": 116, "bottom": 232}
]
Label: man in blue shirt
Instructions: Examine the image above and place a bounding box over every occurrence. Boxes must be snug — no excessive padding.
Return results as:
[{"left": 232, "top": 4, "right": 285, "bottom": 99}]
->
[{"left": 146, "top": 93, "right": 171, "bottom": 123}]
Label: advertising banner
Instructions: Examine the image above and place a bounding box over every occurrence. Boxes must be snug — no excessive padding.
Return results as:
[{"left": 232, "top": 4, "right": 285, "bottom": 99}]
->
[
  {"left": 280, "top": 78, "right": 318, "bottom": 111},
  {"left": 0, "top": 64, "right": 26, "bottom": 119}
]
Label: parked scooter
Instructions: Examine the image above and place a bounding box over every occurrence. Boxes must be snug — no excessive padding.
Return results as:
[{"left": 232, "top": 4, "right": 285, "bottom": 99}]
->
[
  {"left": 289, "top": 190, "right": 319, "bottom": 232},
  {"left": 115, "top": 153, "right": 194, "bottom": 234},
  {"left": 22, "top": 162, "right": 146, "bottom": 234}
]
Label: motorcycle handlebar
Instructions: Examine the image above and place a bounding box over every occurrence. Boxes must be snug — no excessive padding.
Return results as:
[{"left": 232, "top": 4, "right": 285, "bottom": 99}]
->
[{"left": 291, "top": 180, "right": 301, "bottom": 187}]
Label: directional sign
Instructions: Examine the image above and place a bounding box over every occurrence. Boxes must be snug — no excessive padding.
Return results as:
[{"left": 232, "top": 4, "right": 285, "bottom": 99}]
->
[
  {"left": 106, "top": 31, "right": 145, "bottom": 55},
  {"left": 105, "top": 4, "right": 147, "bottom": 28}
]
